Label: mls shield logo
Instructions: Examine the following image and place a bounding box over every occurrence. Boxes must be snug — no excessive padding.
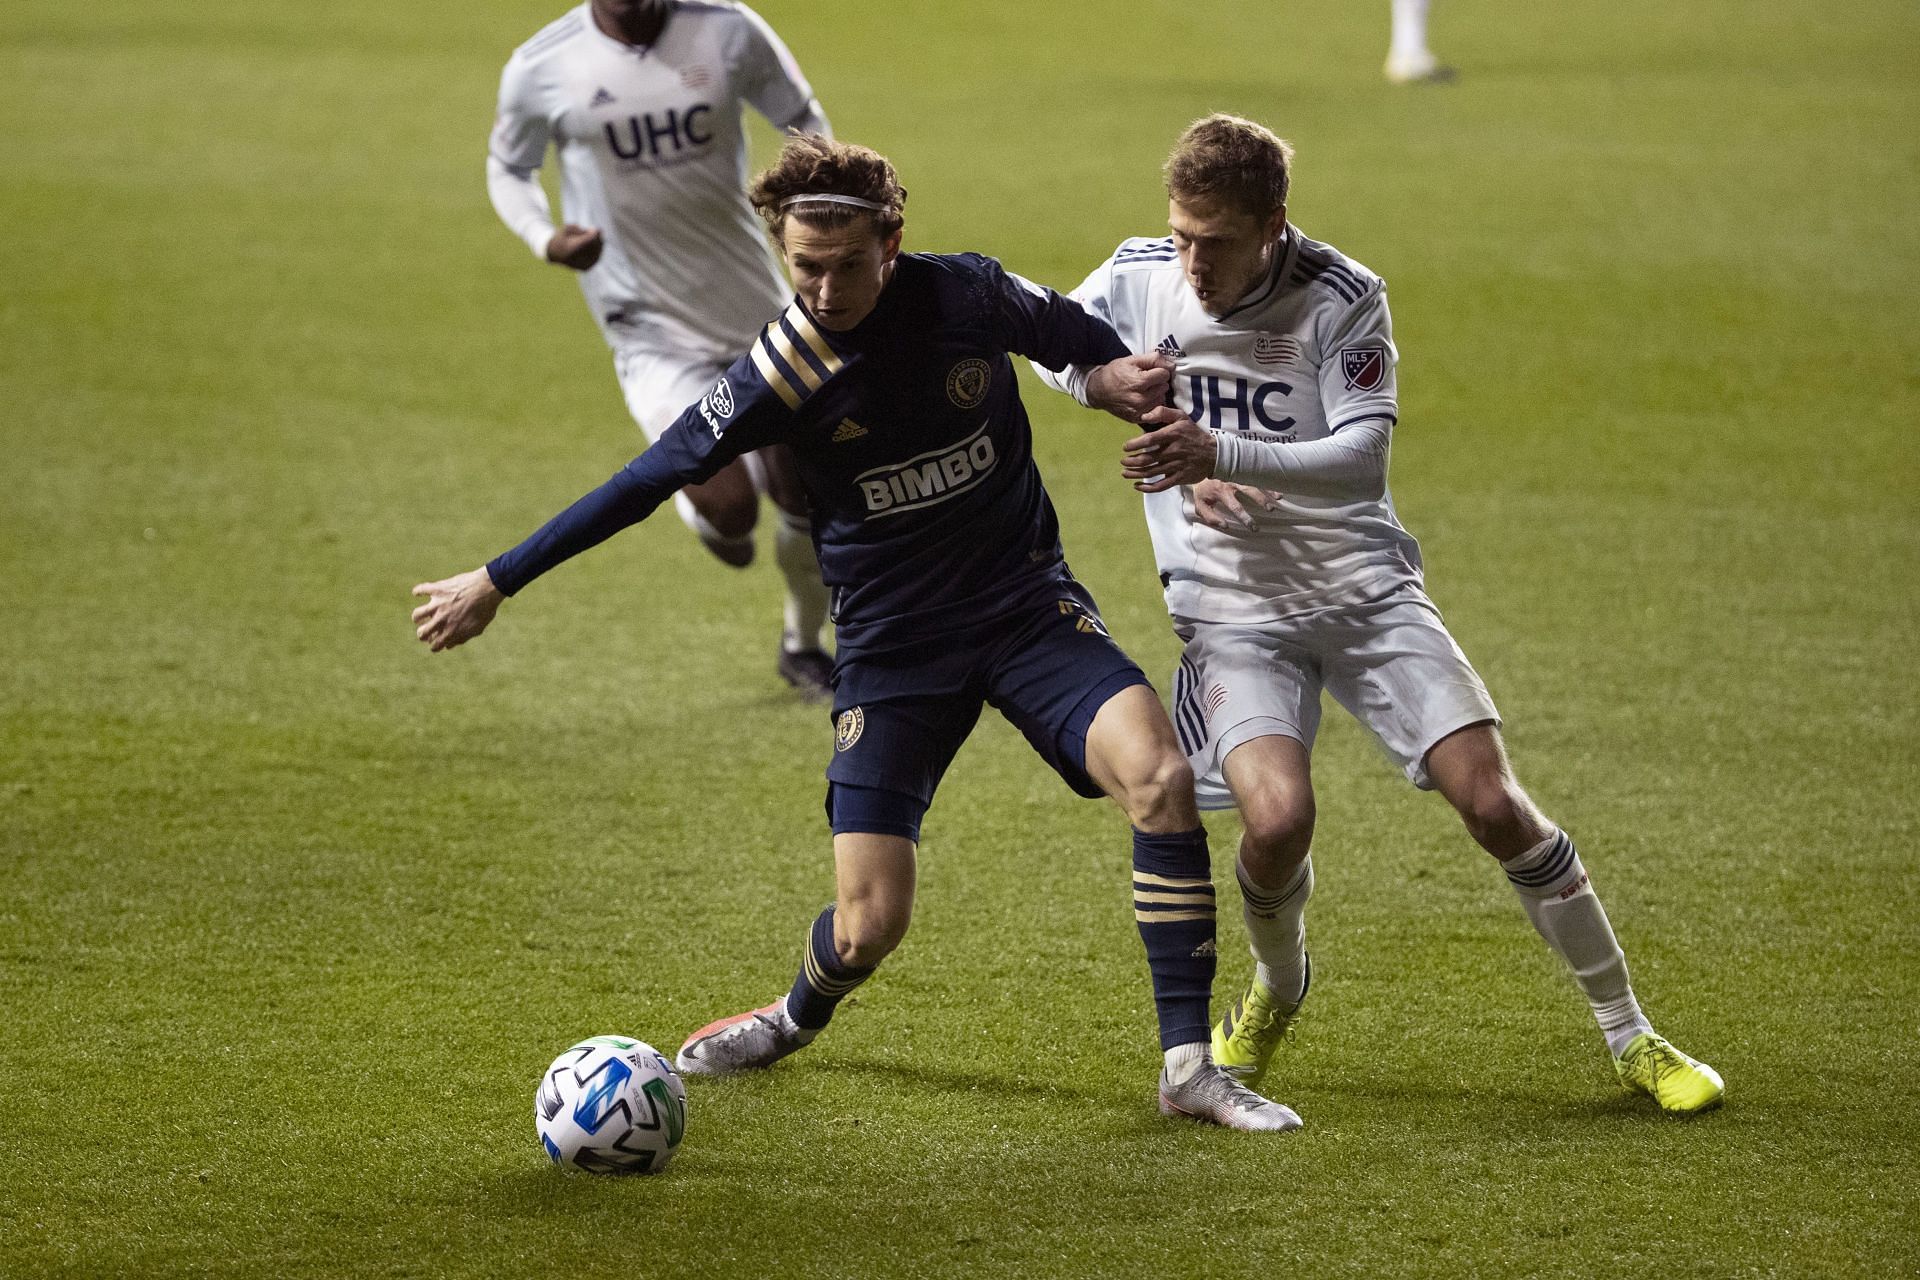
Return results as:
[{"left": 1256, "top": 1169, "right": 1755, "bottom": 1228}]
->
[{"left": 1341, "top": 346, "right": 1386, "bottom": 391}]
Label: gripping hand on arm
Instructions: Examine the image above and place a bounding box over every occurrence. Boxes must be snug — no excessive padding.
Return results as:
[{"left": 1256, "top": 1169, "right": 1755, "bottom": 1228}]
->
[
  {"left": 412, "top": 568, "right": 505, "bottom": 652},
  {"left": 1085, "top": 354, "right": 1175, "bottom": 423}
]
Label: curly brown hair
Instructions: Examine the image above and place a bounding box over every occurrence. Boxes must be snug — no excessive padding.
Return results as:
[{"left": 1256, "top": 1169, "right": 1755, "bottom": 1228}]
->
[
  {"left": 749, "top": 134, "right": 908, "bottom": 243},
  {"left": 1164, "top": 114, "right": 1293, "bottom": 221}
]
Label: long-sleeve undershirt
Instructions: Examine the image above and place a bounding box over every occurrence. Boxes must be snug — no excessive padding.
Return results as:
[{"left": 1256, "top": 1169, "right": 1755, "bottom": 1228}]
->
[{"left": 1210, "top": 414, "right": 1393, "bottom": 501}]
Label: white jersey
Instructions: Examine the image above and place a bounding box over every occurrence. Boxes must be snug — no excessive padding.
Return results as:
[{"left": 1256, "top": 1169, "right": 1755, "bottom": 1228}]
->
[
  {"left": 489, "top": 2, "right": 824, "bottom": 360},
  {"left": 1043, "top": 226, "right": 1425, "bottom": 623}
]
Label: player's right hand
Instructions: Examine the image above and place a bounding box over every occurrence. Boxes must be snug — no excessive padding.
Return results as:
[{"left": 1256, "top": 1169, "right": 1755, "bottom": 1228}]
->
[
  {"left": 411, "top": 567, "right": 505, "bottom": 652},
  {"left": 1190, "top": 480, "right": 1283, "bottom": 533},
  {"left": 546, "top": 224, "right": 604, "bottom": 271},
  {"left": 1087, "top": 353, "right": 1175, "bottom": 423}
]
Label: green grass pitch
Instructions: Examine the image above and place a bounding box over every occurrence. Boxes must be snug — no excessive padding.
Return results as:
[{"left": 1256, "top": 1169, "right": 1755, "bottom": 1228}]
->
[{"left": 3, "top": 0, "right": 1917, "bottom": 1274}]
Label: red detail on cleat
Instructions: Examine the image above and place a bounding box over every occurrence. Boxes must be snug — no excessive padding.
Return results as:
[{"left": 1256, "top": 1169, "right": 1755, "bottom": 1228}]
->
[{"left": 680, "top": 1001, "right": 783, "bottom": 1052}]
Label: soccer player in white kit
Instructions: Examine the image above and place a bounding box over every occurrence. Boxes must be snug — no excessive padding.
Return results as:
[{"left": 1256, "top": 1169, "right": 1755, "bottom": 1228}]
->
[
  {"left": 486, "top": 0, "right": 836, "bottom": 696},
  {"left": 1037, "top": 114, "right": 1724, "bottom": 1115}
]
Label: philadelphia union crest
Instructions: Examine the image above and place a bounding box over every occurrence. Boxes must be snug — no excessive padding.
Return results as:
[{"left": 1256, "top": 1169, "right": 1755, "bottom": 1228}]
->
[
  {"left": 835, "top": 707, "right": 865, "bottom": 752},
  {"left": 946, "top": 358, "right": 991, "bottom": 409}
]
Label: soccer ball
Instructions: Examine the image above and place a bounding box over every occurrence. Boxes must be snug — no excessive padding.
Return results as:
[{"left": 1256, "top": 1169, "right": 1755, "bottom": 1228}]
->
[{"left": 534, "top": 1036, "right": 688, "bottom": 1174}]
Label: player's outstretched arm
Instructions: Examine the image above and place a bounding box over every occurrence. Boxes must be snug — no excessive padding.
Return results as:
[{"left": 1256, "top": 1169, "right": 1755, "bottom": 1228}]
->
[
  {"left": 412, "top": 567, "right": 505, "bottom": 652},
  {"left": 1085, "top": 354, "right": 1174, "bottom": 424}
]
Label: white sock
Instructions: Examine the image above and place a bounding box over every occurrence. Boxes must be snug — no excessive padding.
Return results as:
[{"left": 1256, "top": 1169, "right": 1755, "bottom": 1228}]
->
[
  {"left": 775, "top": 509, "right": 830, "bottom": 653},
  {"left": 774, "top": 996, "right": 820, "bottom": 1045},
  {"left": 1239, "top": 855, "right": 1312, "bottom": 1006},
  {"left": 1164, "top": 1040, "right": 1208, "bottom": 1084},
  {"left": 1504, "top": 830, "right": 1653, "bottom": 1056},
  {"left": 1390, "top": 0, "right": 1431, "bottom": 58}
]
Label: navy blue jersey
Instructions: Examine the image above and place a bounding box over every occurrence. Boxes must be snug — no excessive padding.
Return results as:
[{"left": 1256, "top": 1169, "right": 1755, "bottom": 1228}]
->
[{"left": 488, "top": 252, "right": 1130, "bottom": 658}]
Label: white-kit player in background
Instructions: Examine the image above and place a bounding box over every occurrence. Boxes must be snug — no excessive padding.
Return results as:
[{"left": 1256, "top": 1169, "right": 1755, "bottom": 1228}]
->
[
  {"left": 487, "top": 0, "right": 836, "bottom": 697},
  {"left": 1037, "top": 114, "right": 1724, "bottom": 1115},
  {"left": 1384, "top": 0, "right": 1453, "bottom": 84}
]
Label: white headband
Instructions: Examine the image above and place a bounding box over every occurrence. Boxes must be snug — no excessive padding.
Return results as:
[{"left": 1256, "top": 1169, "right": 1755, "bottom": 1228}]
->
[{"left": 779, "top": 193, "right": 889, "bottom": 212}]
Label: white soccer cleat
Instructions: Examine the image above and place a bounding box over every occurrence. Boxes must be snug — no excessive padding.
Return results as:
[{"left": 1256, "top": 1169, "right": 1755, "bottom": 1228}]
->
[
  {"left": 674, "top": 998, "right": 814, "bottom": 1076},
  {"left": 1384, "top": 49, "right": 1458, "bottom": 85},
  {"left": 1158, "top": 1061, "right": 1304, "bottom": 1132}
]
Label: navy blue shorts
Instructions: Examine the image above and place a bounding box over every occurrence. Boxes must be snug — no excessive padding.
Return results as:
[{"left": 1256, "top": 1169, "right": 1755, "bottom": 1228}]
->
[{"left": 824, "top": 580, "right": 1150, "bottom": 834}]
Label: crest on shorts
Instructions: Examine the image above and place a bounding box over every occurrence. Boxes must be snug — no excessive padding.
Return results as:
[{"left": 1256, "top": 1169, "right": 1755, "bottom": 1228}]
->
[
  {"left": 1340, "top": 346, "right": 1386, "bottom": 391},
  {"left": 946, "top": 358, "right": 991, "bottom": 409},
  {"left": 835, "top": 706, "right": 865, "bottom": 752}
]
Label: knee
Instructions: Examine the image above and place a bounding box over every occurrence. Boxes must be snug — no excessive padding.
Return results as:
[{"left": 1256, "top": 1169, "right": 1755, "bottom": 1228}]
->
[
  {"left": 1239, "top": 790, "right": 1314, "bottom": 879},
  {"left": 1455, "top": 774, "right": 1534, "bottom": 853},
  {"left": 836, "top": 900, "right": 909, "bottom": 968},
  {"left": 1117, "top": 752, "right": 1197, "bottom": 831}
]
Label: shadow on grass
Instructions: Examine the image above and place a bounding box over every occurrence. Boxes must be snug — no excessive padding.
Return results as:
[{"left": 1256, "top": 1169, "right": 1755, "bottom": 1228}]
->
[
  {"left": 1293, "top": 1070, "right": 1738, "bottom": 1132},
  {"left": 815, "top": 1055, "right": 1116, "bottom": 1105}
]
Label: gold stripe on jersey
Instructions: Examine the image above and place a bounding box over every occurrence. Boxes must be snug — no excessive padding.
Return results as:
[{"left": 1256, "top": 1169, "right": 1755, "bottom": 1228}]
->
[
  {"left": 784, "top": 302, "right": 845, "bottom": 376},
  {"left": 750, "top": 337, "right": 804, "bottom": 411},
  {"left": 768, "top": 323, "right": 825, "bottom": 394}
]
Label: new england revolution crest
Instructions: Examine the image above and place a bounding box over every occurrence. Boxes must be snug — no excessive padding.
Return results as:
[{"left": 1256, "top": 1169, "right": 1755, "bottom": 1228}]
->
[{"left": 945, "top": 358, "right": 991, "bottom": 409}]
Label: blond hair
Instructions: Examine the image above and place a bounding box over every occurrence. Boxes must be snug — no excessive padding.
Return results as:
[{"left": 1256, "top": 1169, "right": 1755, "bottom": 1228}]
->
[{"left": 1164, "top": 114, "right": 1293, "bottom": 220}]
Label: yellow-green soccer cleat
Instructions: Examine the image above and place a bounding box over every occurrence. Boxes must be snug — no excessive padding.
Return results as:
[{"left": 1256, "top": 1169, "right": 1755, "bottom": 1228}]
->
[
  {"left": 1614, "top": 1032, "right": 1725, "bottom": 1114},
  {"left": 1210, "top": 956, "right": 1309, "bottom": 1089}
]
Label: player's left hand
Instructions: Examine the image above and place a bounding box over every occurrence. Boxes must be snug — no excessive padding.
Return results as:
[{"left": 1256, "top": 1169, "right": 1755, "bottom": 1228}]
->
[
  {"left": 411, "top": 567, "right": 505, "bottom": 652},
  {"left": 1122, "top": 407, "right": 1216, "bottom": 491}
]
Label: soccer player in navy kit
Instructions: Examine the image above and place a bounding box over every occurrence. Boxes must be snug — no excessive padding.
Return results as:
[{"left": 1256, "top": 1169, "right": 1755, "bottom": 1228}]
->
[{"left": 413, "top": 135, "right": 1299, "bottom": 1130}]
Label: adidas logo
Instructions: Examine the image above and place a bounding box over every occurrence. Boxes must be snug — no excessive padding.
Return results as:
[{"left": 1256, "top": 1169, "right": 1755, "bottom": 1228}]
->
[
  {"left": 1190, "top": 939, "right": 1217, "bottom": 958},
  {"left": 1156, "top": 333, "right": 1185, "bottom": 359},
  {"left": 590, "top": 87, "right": 616, "bottom": 107},
  {"left": 830, "top": 417, "right": 868, "bottom": 442}
]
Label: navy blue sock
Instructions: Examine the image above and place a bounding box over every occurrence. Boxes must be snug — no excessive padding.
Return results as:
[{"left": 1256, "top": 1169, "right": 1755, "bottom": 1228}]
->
[
  {"left": 1132, "top": 827, "right": 1217, "bottom": 1050},
  {"left": 785, "top": 905, "right": 877, "bottom": 1031}
]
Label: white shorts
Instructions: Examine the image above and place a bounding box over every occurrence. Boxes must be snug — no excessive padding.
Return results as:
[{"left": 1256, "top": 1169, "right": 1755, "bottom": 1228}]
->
[
  {"left": 1169, "top": 585, "right": 1500, "bottom": 808},
  {"left": 612, "top": 345, "right": 767, "bottom": 491}
]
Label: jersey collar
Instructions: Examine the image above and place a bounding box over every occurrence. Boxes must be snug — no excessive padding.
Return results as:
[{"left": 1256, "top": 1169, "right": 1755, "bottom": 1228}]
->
[
  {"left": 584, "top": 0, "right": 671, "bottom": 56},
  {"left": 1215, "top": 224, "right": 1297, "bottom": 324}
]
